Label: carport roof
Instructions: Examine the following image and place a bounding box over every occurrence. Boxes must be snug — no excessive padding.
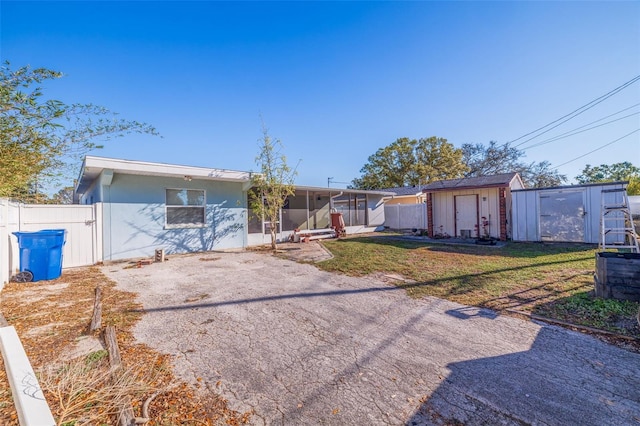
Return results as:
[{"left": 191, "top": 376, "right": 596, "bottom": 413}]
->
[{"left": 293, "top": 185, "right": 394, "bottom": 196}]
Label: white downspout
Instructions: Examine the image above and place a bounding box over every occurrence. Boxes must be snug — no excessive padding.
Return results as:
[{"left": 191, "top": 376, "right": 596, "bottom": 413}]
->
[{"left": 330, "top": 191, "right": 344, "bottom": 209}]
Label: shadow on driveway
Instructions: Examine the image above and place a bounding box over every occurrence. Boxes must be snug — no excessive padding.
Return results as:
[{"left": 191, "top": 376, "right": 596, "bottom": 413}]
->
[{"left": 407, "top": 326, "right": 640, "bottom": 425}]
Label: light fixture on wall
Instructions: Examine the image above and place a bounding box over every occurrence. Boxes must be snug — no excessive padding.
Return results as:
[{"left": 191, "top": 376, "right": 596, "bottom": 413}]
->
[{"left": 183, "top": 175, "right": 192, "bottom": 182}]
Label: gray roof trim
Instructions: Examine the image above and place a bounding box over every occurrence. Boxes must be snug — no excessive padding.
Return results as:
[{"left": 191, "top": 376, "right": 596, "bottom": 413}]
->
[
  {"left": 421, "top": 173, "right": 522, "bottom": 192},
  {"left": 511, "top": 180, "right": 628, "bottom": 192},
  {"left": 293, "top": 185, "right": 394, "bottom": 196}
]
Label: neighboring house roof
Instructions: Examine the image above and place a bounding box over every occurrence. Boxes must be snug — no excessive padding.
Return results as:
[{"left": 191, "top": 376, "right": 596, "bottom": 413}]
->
[
  {"left": 421, "top": 173, "right": 523, "bottom": 192},
  {"left": 379, "top": 185, "right": 428, "bottom": 197}
]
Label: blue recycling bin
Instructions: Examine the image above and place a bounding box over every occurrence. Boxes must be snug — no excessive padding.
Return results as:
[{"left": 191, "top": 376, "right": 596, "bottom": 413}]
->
[{"left": 12, "top": 229, "right": 67, "bottom": 282}]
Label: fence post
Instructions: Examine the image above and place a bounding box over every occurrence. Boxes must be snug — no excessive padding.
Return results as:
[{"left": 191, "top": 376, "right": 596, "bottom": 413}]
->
[{"left": 0, "top": 199, "right": 7, "bottom": 287}]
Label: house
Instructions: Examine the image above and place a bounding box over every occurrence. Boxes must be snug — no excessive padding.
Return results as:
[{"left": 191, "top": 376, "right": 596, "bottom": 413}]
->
[
  {"left": 380, "top": 185, "right": 427, "bottom": 205},
  {"left": 511, "top": 181, "right": 628, "bottom": 243},
  {"left": 422, "top": 173, "right": 525, "bottom": 241},
  {"left": 74, "top": 156, "right": 391, "bottom": 261}
]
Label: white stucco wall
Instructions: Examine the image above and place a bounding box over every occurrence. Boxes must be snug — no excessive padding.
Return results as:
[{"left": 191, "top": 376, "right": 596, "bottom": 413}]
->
[{"left": 100, "top": 174, "right": 247, "bottom": 261}]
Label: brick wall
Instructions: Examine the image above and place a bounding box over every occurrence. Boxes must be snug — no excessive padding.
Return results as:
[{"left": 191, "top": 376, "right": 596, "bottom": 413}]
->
[{"left": 499, "top": 187, "right": 507, "bottom": 241}]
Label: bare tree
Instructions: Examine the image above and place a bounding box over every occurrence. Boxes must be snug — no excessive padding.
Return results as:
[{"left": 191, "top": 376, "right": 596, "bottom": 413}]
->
[{"left": 249, "top": 126, "right": 297, "bottom": 250}]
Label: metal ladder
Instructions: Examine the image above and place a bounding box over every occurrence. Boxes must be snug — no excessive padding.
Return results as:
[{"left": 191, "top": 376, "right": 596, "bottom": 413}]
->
[{"left": 600, "top": 188, "right": 639, "bottom": 253}]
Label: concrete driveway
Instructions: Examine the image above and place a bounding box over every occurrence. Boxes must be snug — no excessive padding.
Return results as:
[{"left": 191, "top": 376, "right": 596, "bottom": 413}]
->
[{"left": 103, "top": 251, "right": 640, "bottom": 425}]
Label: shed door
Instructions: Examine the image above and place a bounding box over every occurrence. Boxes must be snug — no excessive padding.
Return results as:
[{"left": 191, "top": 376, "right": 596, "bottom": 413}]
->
[
  {"left": 455, "top": 195, "right": 478, "bottom": 238},
  {"left": 539, "top": 191, "right": 585, "bottom": 242}
]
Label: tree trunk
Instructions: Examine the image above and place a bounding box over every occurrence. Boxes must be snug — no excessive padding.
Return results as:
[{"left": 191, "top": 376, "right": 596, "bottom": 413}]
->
[
  {"left": 104, "top": 326, "right": 136, "bottom": 425},
  {"left": 270, "top": 227, "right": 277, "bottom": 251}
]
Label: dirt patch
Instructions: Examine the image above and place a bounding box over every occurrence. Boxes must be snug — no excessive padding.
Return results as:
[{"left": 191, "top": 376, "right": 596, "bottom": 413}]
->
[{"left": 0, "top": 267, "right": 248, "bottom": 425}]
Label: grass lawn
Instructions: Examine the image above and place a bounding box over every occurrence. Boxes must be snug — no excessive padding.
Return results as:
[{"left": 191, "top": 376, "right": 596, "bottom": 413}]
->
[{"left": 319, "top": 236, "right": 640, "bottom": 339}]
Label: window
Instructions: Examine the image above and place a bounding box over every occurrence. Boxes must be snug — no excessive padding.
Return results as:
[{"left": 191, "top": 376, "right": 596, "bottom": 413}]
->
[
  {"left": 247, "top": 189, "right": 264, "bottom": 233},
  {"left": 166, "top": 189, "right": 205, "bottom": 227}
]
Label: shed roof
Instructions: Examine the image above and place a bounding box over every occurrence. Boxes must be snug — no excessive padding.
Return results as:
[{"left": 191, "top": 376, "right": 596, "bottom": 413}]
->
[{"left": 421, "top": 173, "right": 522, "bottom": 192}]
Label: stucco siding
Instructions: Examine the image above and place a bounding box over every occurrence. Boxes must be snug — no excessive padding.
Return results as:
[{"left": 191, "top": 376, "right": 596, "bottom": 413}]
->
[
  {"left": 102, "top": 174, "right": 246, "bottom": 260},
  {"left": 80, "top": 178, "right": 100, "bottom": 205},
  {"left": 384, "top": 195, "right": 423, "bottom": 205}
]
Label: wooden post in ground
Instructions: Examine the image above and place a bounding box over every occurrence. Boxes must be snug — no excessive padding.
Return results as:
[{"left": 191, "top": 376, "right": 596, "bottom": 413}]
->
[
  {"left": 104, "top": 326, "right": 136, "bottom": 426},
  {"left": 89, "top": 286, "right": 102, "bottom": 332}
]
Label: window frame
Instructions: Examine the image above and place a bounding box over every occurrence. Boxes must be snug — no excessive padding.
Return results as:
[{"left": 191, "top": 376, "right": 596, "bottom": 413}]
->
[{"left": 165, "top": 188, "right": 207, "bottom": 229}]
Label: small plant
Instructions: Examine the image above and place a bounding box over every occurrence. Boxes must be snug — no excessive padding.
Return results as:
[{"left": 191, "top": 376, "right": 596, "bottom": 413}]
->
[
  {"left": 84, "top": 350, "right": 108, "bottom": 365},
  {"left": 543, "top": 292, "right": 640, "bottom": 333}
]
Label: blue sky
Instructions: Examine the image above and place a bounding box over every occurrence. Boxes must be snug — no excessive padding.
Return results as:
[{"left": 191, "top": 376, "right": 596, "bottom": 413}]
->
[{"left": 2, "top": 1, "right": 639, "bottom": 189}]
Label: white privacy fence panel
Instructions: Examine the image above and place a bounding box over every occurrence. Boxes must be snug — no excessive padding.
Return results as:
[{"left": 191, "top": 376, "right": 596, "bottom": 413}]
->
[
  {"left": 0, "top": 200, "right": 21, "bottom": 288},
  {"left": 1, "top": 200, "right": 101, "bottom": 288},
  {"left": 19, "top": 204, "right": 100, "bottom": 268},
  {"left": 384, "top": 204, "right": 426, "bottom": 230}
]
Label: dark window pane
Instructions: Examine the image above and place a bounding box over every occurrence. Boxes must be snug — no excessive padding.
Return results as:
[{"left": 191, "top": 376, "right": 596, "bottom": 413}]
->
[{"left": 167, "top": 207, "right": 205, "bottom": 225}]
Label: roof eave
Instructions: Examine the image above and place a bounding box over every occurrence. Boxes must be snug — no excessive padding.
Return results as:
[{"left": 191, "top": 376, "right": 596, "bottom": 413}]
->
[
  {"left": 74, "top": 156, "right": 253, "bottom": 198},
  {"left": 422, "top": 183, "right": 512, "bottom": 193}
]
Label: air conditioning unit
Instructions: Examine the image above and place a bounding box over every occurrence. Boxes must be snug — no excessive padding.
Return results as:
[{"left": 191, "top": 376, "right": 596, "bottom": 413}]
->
[{"left": 460, "top": 229, "right": 472, "bottom": 239}]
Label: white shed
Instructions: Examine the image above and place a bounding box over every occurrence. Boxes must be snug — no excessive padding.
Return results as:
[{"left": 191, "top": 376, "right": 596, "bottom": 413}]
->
[
  {"left": 422, "top": 173, "right": 525, "bottom": 241},
  {"left": 511, "top": 181, "right": 627, "bottom": 243}
]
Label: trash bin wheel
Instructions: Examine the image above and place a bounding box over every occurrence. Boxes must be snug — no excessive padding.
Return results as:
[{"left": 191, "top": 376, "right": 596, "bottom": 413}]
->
[{"left": 12, "top": 271, "right": 33, "bottom": 283}]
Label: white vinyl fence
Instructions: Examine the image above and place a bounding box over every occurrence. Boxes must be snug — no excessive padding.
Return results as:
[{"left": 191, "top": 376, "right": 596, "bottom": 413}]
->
[
  {"left": 384, "top": 203, "right": 427, "bottom": 230},
  {"left": 1, "top": 199, "right": 102, "bottom": 288}
]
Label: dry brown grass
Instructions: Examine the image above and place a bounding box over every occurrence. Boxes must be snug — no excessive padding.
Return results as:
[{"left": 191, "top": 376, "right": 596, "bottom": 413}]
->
[{"left": 0, "top": 267, "right": 249, "bottom": 425}]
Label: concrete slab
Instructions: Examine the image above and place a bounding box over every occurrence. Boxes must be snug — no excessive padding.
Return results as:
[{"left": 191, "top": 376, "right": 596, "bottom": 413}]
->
[{"left": 103, "top": 252, "right": 640, "bottom": 425}]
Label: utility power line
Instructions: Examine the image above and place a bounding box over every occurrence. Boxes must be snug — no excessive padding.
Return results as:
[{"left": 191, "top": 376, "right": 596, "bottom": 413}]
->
[
  {"left": 507, "top": 74, "right": 640, "bottom": 148},
  {"left": 553, "top": 128, "right": 640, "bottom": 169},
  {"left": 520, "top": 111, "right": 640, "bottom": 150},
  {"left": 519, "top": 102, "right": 640, "bottom": 150}
]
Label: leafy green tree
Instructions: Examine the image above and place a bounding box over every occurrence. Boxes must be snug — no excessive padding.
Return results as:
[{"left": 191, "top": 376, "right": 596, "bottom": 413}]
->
[
  {"left": 576, "top": 162, "right": 640, "bottom": 183},
  {"left": 350, "top": 137, "right": 467, "bottom": 189},
  {"left": 627, "top": 176, "right": 640, "bottom": 196},
  {"left": 51, "top": 186, "right": 75, "bottom": 204},
  {"left": 249, "top": 126, "right": 297, "bottom": 250},
  {"left": 462, "top": 141, "right": 566, "bottom": 188},
  {"left": 0, "top": 62, "right": 159, "bottom": 201},
  {"left": 576, "top": 162, "right": 640, "bottom": 195}
]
